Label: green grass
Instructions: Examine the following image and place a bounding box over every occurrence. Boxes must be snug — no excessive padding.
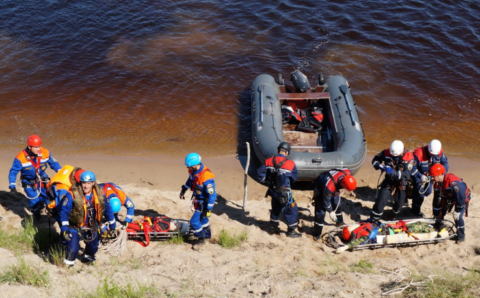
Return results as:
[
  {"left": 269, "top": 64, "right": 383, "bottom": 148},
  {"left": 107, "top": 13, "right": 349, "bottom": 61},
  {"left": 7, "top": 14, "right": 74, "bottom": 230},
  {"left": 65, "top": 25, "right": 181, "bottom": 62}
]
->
[
  {"left": 0, "top": 216, "right": 65, "bottom": 266},
  {"left": 217, "top": 229, "right": 248, "bottom": 248},
  {"left": 317, "top": 252, "right": 347, "bottom": 275},
  {"left": 168, "top": 233, "right": 184, "bottom": 245},
  {"left": 396, "top": 270, "right": 480, "bottom": 298},
  {"left": 0, "top": 216, "right": 37, "bottom": 255},
  {"left": 82, "top": 278, "right": 161, "bottom": 298},
  {"left": 351, "top": 260, "right": 375, "bottom": 274},
  {"left": 0, "top": 257, "right": 50, "bottom": 287}
]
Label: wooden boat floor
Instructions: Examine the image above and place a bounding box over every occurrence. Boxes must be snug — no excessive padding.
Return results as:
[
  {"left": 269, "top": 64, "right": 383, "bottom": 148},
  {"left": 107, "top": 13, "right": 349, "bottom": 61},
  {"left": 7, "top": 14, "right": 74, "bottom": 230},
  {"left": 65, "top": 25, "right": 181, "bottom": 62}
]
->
[{"left": 283, "top": 127, "right": 323, "bottom": 153}]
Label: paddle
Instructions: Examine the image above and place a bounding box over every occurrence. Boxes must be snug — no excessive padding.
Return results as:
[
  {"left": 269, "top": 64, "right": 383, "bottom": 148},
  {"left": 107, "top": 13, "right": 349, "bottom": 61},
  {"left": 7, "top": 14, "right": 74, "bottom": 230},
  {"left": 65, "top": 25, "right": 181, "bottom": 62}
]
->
[{"left": 339, "top": 85, "right": 356, "bottom": 126}]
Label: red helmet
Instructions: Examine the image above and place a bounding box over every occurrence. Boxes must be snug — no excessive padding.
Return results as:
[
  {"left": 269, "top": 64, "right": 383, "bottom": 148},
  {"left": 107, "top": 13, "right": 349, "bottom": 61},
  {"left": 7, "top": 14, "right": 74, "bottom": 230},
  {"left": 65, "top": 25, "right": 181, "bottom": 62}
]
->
[
  {"left": 340, "top": 175, "right": 357, "bottom": 191},
  {"left": 27, "top": 135, "right": 42, "bottom": 147},
  {"left": 429, "top": 164, "right": 445, "bottom": 177}
]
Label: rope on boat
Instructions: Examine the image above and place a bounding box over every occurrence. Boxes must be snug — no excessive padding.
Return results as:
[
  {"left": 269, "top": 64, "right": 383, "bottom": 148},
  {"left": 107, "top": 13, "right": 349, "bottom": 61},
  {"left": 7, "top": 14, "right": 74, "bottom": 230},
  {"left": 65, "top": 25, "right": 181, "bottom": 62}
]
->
[{"left": 371, "top": 266, "right": 436, "bottom": 296}]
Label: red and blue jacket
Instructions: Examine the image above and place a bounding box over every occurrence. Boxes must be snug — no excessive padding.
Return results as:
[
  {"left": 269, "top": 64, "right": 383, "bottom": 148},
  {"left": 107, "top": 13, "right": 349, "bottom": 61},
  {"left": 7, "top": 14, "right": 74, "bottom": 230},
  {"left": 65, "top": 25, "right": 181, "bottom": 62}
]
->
[
  {"left": 99, "top": 182, "right": 135, "bottom": 220},
  {"left": 439, "top": 173, "right": 471, "bottom": 212},
  {"left": 9, "top": 147, "right": 61, "bottom": 189},
  {"left": 372, "top": 149, "right": 416, "bottom": 183},
  {"left": 413, "top": 145, "right": 449, "bottom": 184},
  {"left": 182, "top": 163, "right": 216, "bottom": 210},
  {"left": 313, "top": 168, "right": 352, "bottom": 212},
  {"left": 257, "top": 154, "right": 298, "bottom": 197}
]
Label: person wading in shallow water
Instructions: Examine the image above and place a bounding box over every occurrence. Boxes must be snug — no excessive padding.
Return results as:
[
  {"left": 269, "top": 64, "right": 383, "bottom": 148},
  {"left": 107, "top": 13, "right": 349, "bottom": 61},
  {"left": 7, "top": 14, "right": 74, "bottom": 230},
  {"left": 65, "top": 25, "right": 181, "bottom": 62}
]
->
[
  {"left": 257, "top": 142, "right": 302, "bottom": 238},
  {"left": 8, "top": 135, "right": 61, "bottom": 220},
  {"left": 179, "top": 153, "right": 217, "bottom": 245}
]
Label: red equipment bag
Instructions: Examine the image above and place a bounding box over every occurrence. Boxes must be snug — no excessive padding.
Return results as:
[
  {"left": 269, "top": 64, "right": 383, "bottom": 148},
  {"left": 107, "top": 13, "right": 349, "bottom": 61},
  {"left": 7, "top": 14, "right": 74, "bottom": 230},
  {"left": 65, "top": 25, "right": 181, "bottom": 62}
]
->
[{"left": 342, "top": 221, "right": 375, "bottom": 242}]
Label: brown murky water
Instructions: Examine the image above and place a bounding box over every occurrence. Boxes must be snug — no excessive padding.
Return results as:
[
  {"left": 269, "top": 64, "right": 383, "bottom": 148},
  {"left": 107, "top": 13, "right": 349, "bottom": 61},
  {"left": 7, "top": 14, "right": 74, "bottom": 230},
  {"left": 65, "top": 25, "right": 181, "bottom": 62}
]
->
[{"left": 1, "top": 0, "right": 479, "bottom": 160}]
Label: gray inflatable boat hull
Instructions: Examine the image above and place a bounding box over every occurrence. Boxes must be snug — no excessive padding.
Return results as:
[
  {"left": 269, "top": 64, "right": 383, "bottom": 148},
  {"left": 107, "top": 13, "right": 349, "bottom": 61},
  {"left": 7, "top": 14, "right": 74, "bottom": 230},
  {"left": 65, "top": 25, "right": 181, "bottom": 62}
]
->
[{"left": 251, "top": 74, "right": 367, "bottom": 181}]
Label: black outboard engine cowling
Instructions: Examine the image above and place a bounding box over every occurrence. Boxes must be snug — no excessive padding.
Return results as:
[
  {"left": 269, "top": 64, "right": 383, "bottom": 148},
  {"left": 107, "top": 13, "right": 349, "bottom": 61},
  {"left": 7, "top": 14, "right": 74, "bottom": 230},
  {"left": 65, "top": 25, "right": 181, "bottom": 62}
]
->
[{"left": 290, "top": 70, "right": 311, "bottom": 93}]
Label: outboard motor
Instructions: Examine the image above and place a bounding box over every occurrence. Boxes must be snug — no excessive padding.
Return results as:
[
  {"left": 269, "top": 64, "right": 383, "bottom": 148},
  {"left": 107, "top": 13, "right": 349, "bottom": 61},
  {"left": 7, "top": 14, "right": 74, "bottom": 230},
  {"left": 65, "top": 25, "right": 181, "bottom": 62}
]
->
[{"left": 290, "top": 70, "right": 311, "bottom": 92}]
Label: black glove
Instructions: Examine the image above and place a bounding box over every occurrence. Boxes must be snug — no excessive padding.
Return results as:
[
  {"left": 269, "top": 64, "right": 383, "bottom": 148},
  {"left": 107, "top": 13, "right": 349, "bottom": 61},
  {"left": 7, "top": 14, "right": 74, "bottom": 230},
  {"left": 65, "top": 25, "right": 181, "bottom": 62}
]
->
[
  {"left": 179, "top": 187, "right": 187, "bottom": 200},
  {"left": 10, "top": 187, "right": 17, "bottom": 194}
]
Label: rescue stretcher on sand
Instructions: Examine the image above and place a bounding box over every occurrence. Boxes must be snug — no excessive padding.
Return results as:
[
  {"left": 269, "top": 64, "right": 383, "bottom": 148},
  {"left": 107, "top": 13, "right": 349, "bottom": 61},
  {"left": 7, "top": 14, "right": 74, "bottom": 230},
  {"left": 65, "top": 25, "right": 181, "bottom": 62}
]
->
[
  {"left": 325, "top": 218, "right": 456, "bottom": 253},
  {"left": 126, "top": 218, "right": 193, "bottom": 242}
]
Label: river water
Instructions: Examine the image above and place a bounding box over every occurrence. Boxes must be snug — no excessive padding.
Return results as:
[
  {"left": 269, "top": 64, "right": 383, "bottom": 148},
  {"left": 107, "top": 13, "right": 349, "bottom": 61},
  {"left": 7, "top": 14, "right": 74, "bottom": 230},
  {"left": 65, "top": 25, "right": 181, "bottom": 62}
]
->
[{"left": 0, "top": 0, "right": 479, "bottom": 160}]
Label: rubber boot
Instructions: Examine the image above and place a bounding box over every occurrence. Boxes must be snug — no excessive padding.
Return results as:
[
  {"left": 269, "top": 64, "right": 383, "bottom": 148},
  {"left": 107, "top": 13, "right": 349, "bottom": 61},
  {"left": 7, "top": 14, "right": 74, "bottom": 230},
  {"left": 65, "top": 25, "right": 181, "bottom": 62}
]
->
[
  {"left": 286, "top": 228, "right": 302, "bottom": 238},
  {"left": 204, "top": 227, "right": 211, "bottom": 239},
  {"left": 269, "top": 225, "right": 281, "bottom": 235}
]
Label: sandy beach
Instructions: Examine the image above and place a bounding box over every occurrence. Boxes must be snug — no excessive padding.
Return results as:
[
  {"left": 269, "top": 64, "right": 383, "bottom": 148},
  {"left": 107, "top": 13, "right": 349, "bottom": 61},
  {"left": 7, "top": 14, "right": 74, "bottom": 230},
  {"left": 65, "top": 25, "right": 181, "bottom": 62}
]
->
[{"left": 0, "top": 149, "right": 479, "bottom": 297}]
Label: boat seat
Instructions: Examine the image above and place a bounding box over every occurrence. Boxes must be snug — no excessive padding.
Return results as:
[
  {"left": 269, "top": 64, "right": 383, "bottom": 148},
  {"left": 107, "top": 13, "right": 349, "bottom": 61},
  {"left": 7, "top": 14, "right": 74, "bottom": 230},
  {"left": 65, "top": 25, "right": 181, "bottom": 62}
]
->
[{"left": 276, "top": 92, "right": 330, "bottom": 101}]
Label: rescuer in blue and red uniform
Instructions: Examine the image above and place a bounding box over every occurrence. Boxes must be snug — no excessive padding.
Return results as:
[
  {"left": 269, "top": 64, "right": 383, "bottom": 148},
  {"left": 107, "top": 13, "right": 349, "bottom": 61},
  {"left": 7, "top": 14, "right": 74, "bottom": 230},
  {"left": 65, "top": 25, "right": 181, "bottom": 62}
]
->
[
  {"left": 59, "top": 171, "right": 116, "bottom": 266},
  {"left": 257, "top": 142, "right": 302, "bottom": 238},
  {"left": 312, "top": 168, "right": 357, "bottom": 240},
  {"left": 429, "top": 164, "right": 470, "bottom": 243},
  {"left": 99, "top": 182, "right": 135, "bottom": 224},
  {"left": 179, "top": 153, "right": 217, "bottom": 245},
  {"left": 8, "top": 135, "right": 62, "bottom": 219},
  {"left": 411, "top": 139, "right": 449, "bottom": 217},
  {"left": 371, "top": 140, "right": 416, "bottom": 220}
]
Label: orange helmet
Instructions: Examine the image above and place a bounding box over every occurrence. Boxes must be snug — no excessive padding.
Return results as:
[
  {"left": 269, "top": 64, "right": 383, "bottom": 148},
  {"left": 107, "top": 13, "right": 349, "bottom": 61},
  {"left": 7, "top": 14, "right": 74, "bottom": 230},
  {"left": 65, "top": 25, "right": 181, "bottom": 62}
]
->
[
  {"left": 340, "top": 175, "right": 357, "bottom": 191},
  {"left": 429, "top": 164, "right": 445, "bottom": 177},
  {"left": 27, "top": 135, "right": 42, "bottom": 147}
]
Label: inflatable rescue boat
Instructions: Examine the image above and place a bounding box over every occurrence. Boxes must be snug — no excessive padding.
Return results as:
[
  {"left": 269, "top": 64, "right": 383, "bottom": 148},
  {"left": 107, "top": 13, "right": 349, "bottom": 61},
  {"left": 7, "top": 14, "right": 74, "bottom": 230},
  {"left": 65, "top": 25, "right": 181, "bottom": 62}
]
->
[{"left": 251, "top": 70, "right": 367, "bottom": 181}]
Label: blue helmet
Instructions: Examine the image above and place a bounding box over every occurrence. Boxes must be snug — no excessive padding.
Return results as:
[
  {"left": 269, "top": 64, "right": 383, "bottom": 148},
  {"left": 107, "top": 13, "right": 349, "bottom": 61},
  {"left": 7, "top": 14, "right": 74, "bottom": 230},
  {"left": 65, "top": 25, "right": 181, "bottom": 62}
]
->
[
  {"left": 109, "top": 197, "right": 122, "bottom": 213},
  {"left": 185, "top": 153, "right": 201, "bottom": 167},
  {"left": 80, "top": 170, "right": 96, "bottom": 182}
]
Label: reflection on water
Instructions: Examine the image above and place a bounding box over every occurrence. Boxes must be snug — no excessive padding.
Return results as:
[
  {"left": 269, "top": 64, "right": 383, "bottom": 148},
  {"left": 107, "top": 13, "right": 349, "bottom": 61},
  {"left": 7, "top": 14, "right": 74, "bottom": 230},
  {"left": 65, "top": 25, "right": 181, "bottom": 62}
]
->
[{"left": 0, "top": 0, "right": 479, "bottom": 159}]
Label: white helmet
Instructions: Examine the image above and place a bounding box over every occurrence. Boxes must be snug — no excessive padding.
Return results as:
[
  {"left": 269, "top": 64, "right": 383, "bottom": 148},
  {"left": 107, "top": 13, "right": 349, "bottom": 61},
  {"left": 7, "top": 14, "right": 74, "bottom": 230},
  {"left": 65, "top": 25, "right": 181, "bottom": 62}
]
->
[
  {"left": 390, "top": 140, "right": 404, "bottom": 157},
  {"left": 428, "top": 139, "right": 442, "bottom": 155}
]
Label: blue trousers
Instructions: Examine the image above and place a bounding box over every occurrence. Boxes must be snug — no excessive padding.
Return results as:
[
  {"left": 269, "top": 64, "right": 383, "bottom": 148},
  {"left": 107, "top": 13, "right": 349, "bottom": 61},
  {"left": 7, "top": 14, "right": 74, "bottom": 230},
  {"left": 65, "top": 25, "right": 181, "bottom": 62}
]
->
[
  {"left": 314, "top": 196, "right": 343, "bottom": 237},
  {"left": 270, "top": 192, "right": 299, "bottom": 230},
  {"left": 63, "top": 228, "right": 100, "bottom": 262},
  {"left": 190, "top": 201, "right": 211, "bottom": 239}
]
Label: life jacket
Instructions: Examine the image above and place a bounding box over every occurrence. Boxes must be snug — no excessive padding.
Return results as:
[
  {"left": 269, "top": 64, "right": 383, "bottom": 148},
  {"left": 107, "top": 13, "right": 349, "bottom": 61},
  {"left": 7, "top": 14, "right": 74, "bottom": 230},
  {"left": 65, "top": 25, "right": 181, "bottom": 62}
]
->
[
  {"left": 69, "top": 183, "right": 105, "bottom": 228},
  {"left": 46, "top": 165, "right": 76, "bottom": 209},
  {"left": 126, "top": 215, "right": 171, "bottom": 247},
  {"left": 102, "top": 183, "right": 128, "bottom": 205},
  {"left": 47, "top": 165, "right": 105, "bottom": 227}
]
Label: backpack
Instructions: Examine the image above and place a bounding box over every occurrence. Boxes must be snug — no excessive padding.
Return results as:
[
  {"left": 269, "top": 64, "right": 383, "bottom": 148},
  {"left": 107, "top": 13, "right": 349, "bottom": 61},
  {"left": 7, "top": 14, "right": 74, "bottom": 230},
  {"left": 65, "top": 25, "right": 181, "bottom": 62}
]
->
[{"left": 269, "top": 157, "right": 289, "bottom": 205}]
